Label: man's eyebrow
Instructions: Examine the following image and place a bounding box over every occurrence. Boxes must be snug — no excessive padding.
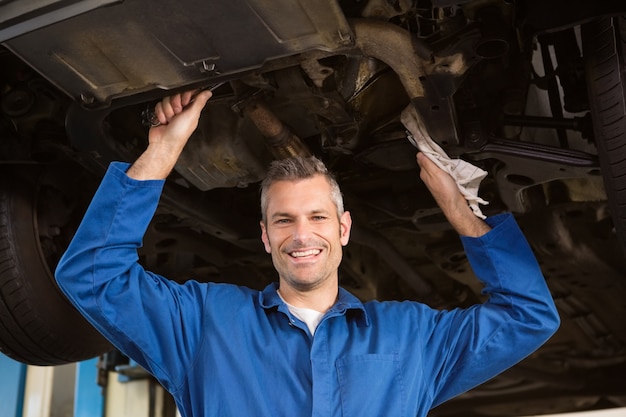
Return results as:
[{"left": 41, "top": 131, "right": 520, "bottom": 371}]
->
[
  {"left": 270, "top": 212, "right": 293, "bottom": 219},
  {"left": 309, "top": 209, "right": 331, "bottom": 216},
  {"left": 270, "top": 209, "right": 330, "bottom": 219}
]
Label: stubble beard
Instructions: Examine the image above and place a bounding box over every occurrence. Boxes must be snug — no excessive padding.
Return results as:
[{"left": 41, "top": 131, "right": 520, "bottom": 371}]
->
[{"left": 274, "top": 254, "right": 332, "bottom": 293}]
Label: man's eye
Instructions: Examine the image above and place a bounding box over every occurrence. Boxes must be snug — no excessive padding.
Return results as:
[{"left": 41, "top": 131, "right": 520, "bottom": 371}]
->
[
  {"left": 275, "top": 219, "right": 291, "bottom": 224},
  {"left": 312, "top": 216, "right": 327, "bottom": 221}
]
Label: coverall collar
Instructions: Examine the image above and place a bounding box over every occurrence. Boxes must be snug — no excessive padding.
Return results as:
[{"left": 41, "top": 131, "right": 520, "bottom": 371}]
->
[{"left": 258, "top": 282, "right": 370, "bottom": 326}]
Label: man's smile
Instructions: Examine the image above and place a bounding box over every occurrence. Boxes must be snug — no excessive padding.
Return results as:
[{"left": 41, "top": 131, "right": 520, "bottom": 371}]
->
[{"left": 289, "top": 249, "right": 322, "bottom": 258}]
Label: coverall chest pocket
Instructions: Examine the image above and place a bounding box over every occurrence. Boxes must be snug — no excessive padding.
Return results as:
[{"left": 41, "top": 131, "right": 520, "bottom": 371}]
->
[{"left": 336, "top": 353, "right": 406, "bottom": 417}]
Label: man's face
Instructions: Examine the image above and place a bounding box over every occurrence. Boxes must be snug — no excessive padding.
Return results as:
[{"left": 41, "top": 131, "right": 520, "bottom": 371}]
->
[{"left": 260, "top": 175, "right": 351, "bottom": 293}]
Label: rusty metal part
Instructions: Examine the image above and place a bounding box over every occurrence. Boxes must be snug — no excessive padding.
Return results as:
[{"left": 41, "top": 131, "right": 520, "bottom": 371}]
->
[
  {"left": 300, "top": 57, "right": 334, "bottom": 88},
  {"left": 233, "top": 20, "right": 470, "bottom": 160},
  {"left": 350, "top": 19, "right": 430, "bottom": 100},
  {"left": 360, "top": 0, "right": 412, "bottom": 20},
  {"left": 350, "top": 19, "right": 469, "bottom": 98},
  {"left": 234, "top": 19, "right": 471, "bottom": 160},
  {"left": 240, "top": 96, "right": 312, "bottom": 160}
]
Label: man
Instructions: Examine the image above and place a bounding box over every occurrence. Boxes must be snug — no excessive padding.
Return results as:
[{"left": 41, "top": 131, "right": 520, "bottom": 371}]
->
[{"left": 55, "top": 89, "right": 559, "bottom": 417}]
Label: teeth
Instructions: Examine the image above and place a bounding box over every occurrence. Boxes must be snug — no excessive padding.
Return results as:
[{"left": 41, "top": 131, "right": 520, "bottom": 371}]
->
[{"left": 290, "top": 249, "right": 321, "bottom": 258}]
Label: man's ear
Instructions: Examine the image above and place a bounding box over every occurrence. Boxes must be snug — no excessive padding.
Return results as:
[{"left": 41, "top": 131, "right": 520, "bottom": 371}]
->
[
  {"left": 340, "top": 211, "right": 352, "bottom": 246},
  {"left": 260, "top": 221, "right": 272, "bottom": 253}
]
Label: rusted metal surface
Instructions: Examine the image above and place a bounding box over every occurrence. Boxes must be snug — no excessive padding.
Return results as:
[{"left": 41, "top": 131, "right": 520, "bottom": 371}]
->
[
  {"left": 3, "top": 0, "right": 351, "bottom": 105},
  {"left": 242, "top": 97, "right": 312, "bottom": 160},
  {"left": 350, "top": 19, "right": 430, "bottom": 100}
]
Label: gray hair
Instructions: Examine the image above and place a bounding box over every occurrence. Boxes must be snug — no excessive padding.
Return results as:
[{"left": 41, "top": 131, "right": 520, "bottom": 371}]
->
[{"left": 260, "top": 156, "right": 344, "bottom": 224}]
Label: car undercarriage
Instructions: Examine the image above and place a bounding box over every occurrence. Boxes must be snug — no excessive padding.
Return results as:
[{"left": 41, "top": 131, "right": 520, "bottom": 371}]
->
[{"left": 1, "top": 1, "right": 625, "bottom": 416}]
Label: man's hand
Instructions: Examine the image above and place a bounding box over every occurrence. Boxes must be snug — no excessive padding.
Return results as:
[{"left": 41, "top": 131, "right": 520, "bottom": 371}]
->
[
  {"left": 127, "top": 90, "right": 213, "bottom": 180},
  {"left": 417, "top": 152, "right": 490, "bottom": 237}
]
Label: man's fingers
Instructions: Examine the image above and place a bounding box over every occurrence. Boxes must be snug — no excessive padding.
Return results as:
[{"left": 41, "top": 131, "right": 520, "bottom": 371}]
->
[
  {"left": 416, "top": 152, "right": 446, "bottom": 189},
  {"left": 190, "top": 90, "right": 213, "bottom": 110},
  {"left": 169, "top": 94, "right": 184, "bottom": 113},
  {"left": 179, "top": 90, "right": 212, "bottom": 122},
  {"left": 161, "top": 94, "right": 182, "bottom": 118},
  {"left": 154, "top": 102, "right": 167, "bottom": 126},
  {"left": 416, "top": 152, "right": 435, "bottom": 171},
  {"left": 154, "top": 91, "right": 209, "bottom": 126},
  {"left": 416, "top": 152, "right": 437, "bottom": 182},
  {"left": 157, "top": 96, "right": 176, "bottom": 121},
  {"left": 181, "top": 90, "right": 195, "bottom": 107}
]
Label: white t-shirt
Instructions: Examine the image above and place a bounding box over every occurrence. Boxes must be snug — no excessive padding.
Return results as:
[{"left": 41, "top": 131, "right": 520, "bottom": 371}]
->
[{"left": 277, "top": 291, "right": 324, "bottom": 336}]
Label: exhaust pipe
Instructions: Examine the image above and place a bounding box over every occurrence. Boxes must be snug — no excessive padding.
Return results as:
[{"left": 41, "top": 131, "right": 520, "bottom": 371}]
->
[{"left": 240, "top": 96, "right": 312, "bottom": 160}]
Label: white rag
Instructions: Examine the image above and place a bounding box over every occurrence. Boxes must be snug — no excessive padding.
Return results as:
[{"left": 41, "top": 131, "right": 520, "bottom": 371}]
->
[{"left": 400, "top": 105, "right": 489, "bottom": 219}]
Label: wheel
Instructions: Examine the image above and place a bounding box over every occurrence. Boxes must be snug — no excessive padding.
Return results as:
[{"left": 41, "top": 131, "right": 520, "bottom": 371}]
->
[
  {"left": 0, "top": 165, "right": 112, "bottom": 365},
  {"left": 583, "top": 16, "right": 626, "bottom": 250}
]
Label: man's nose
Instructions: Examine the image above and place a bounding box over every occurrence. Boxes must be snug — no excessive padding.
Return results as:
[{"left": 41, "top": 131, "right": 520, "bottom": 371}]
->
[{"left": 292, "top": 218, "right": 311, "bottom": 242}]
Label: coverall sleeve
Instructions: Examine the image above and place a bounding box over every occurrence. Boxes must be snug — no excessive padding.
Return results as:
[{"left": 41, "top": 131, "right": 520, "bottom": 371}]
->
[
  {"left": 55, "top": 162, "right": 206, "bottom": 392},
  {"left": 425, "top": 213, "right": 560, "bottom": 407}
]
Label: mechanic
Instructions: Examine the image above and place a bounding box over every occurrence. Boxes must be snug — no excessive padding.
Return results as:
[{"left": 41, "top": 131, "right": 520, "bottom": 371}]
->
[{"left": 55, "top": 89, "right": 560, "bottom": 417}]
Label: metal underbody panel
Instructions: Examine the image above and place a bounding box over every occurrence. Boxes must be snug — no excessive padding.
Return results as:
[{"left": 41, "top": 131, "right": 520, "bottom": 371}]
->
[{"left": 3, "top": 0, "right": 352, "bottom": 105}]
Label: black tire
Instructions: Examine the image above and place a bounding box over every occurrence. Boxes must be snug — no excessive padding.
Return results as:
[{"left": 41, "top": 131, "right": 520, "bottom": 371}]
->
[
  {"left": 0, "top": 166, "right": 112, "bottom": 365},
  {"left": 582, "top": 16, "right": 626, "bottom": 250}
]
